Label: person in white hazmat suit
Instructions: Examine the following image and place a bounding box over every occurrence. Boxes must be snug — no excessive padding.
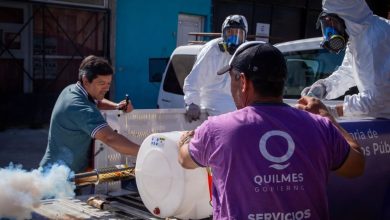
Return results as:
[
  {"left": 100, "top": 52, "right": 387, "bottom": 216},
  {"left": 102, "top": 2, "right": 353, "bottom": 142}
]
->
[
  {"left": 301, "top": 0, "right": 390, "bottom": 118},
  {"left": 183, "top": 15, "right": 248, "bottom": 122}
]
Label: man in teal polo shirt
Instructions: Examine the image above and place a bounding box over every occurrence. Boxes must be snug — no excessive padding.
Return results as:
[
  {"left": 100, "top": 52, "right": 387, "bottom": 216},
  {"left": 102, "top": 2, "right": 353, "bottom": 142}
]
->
[{"left": 40, "top": 55, "right": 139, "bottom": 174}]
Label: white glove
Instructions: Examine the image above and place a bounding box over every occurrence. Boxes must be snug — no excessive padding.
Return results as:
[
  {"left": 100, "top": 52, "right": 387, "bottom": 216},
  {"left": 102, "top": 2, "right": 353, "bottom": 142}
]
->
[
  {"left": 185, "top": 103, "right": 201, "bottom": 122},
  {"left": 301, "top": 79, "right": 328, "bottom": 99}
]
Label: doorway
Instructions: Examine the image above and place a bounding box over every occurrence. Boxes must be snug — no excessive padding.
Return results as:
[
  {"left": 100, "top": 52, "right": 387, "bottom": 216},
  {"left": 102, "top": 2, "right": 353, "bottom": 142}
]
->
[{"left": 177, "top": 14, "right": 204, "bottom": 46}]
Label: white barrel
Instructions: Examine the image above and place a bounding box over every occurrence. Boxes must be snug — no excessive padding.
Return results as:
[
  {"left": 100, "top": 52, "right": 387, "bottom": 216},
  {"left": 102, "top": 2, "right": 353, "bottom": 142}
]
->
[{"left": 135, "top": 131, "right": 212, "bottom": 219}]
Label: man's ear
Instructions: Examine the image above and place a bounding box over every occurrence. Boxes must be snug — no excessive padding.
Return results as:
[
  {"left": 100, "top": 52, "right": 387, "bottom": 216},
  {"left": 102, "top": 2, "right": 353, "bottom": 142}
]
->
[
  {"left": 81, "top": 75, "right": 88, "bottom": 85},
  {"left": 240, "top": 73, "right": 247, "bottom": 93}
]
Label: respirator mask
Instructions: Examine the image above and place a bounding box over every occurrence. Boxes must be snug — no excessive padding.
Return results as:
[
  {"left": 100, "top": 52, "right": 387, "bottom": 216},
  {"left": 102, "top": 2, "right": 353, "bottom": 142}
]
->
[
  {"left": 222, "top": 28, "right": 246, "bottom": 55},
  {"left": 317, "top": 12, "right": 349, "bottom": 54}
]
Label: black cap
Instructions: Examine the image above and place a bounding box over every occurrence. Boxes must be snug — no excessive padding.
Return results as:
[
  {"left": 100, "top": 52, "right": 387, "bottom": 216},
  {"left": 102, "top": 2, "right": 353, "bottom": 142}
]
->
[{"left": 217, "top": 41, "right": 287, "bottom": 82}]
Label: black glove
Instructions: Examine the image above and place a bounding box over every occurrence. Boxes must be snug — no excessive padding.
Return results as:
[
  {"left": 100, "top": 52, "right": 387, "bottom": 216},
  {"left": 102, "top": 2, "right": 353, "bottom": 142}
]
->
[{"left": 185, "top": 103, "right": 201, "bottom": 122}]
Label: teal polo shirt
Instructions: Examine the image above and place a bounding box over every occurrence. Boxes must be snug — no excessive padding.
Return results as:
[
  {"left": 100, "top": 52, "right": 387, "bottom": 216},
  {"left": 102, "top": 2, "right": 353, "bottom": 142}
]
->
[{"left": 40, "top": 82, "right": 108, "bottom": 173}]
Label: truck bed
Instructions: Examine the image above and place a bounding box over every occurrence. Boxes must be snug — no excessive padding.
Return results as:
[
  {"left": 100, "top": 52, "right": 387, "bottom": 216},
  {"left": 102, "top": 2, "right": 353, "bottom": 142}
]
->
[{"left": 35, "top": 108, "right": 390, "bottom": 220}]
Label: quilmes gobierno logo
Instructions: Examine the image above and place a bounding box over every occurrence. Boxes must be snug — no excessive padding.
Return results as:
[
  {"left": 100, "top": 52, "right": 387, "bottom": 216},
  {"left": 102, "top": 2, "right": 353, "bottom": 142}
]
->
[{"left": 259, "top": 130, "right": 295, "bottom": 170}]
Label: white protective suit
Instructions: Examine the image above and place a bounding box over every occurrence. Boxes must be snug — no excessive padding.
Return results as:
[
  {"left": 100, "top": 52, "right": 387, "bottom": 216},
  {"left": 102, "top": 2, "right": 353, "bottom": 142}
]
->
[
  {"left": 183, "top": 38, "right": 236, "bottom": 116},
  {"left": 321, "top": 0, "right": 390, "bottom": 118}
]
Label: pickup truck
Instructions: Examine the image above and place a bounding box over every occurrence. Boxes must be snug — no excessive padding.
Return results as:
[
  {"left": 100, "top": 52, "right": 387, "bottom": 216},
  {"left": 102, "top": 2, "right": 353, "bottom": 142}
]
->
[
  {"left": 155, "top": 37, "right": 389, "bottom": 219},
  {"left": 69, "top": 111, "right": 389, "bottom": 220},
  {"left": 33, "top": 38, "right": 390, "bottom": 220}
]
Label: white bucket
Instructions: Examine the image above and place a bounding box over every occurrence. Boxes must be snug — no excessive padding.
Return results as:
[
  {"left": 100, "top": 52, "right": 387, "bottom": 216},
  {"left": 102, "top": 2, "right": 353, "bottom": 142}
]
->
[{"left": 135, "top": 131, "right": 212, "bottom": 219}]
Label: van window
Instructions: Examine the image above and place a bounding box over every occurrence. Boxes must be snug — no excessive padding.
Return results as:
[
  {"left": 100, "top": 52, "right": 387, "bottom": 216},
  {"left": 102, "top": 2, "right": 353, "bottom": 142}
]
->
[
  {"left": 162, "top": 54, "right": 197, "bottom": 95},
  {"left": 283, "top": 49, "right": 345, "bottom": 98}
]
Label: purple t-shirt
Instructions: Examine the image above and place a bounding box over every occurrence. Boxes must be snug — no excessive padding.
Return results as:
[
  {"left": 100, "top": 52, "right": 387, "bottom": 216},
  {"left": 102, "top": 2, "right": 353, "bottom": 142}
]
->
[{"left": 189, "top": 103, "right": 350, "bottom": 220}]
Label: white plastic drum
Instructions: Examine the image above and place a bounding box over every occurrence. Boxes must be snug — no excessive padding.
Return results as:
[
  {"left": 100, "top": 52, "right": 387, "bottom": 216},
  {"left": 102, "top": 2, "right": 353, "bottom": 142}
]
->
[{"left": 135, "top": 131, "right": 212, "bottom": 219}]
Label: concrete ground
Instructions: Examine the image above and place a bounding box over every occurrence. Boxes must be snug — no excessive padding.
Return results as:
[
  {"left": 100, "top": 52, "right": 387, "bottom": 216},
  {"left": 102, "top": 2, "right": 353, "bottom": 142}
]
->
[{"left": 0, "top": 127, "right": 48, "bottom": 170}]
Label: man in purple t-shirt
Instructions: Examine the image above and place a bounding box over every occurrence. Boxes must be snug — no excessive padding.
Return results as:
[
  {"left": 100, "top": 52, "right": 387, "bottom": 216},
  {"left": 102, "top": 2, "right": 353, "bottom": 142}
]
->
[{"left": 178, "top": 42, "right": 364, "bottom": 220}]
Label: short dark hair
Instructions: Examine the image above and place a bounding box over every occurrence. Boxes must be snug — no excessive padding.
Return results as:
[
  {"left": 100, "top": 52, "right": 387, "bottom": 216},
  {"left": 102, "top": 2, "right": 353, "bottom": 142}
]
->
[
  {"left": 218, "top": 42, "right": 287, "bottom": 97},
  {"left": 251, "top": 77, "right": 285, "bottom": 97},
  {"left": 78, "top": 55, "right": 113, "bottom": 82}
]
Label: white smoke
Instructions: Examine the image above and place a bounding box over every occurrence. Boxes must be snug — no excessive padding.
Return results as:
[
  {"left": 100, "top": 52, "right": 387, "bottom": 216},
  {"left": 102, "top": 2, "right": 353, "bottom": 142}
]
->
[{"left": 0, "top": 163, "right": 76, "bottom": 220}]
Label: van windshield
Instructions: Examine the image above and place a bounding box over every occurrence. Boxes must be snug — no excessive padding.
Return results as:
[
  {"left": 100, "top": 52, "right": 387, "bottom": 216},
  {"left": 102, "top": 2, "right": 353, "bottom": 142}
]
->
[
  {"left": 162, "top": 54, "right": 197, "bottom": 95},
  {"left": 283, "top": 49, "right": 346, "bottom": 99}
]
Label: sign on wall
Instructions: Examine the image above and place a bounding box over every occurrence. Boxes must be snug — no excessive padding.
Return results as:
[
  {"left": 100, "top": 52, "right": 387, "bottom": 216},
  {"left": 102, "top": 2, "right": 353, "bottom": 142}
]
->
[{"left": 256, "top": 23, "right": 270, "bottom": 43}]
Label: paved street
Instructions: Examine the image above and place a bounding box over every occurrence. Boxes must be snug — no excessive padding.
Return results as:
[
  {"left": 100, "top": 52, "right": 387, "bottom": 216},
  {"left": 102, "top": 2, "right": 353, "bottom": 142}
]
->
[{"left": 0, "top": 127, "right": 48, "bottom": 170}]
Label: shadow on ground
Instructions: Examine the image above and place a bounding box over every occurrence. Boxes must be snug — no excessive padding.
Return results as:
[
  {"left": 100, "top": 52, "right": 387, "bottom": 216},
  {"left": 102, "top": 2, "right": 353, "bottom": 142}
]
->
[{"left": 0, "top": 127, "right": 48, "bottom": 170}]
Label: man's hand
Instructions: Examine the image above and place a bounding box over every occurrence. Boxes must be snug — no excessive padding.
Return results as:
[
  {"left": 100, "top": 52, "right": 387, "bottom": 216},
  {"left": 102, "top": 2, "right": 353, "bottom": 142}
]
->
[
  {"left": 295, "top": 96, "right": 334, "bottom": 119},
  {"left": 301, "top": 79, "right": 328, "bottom": 99},
  {"left": 185, "top": 103, "right": 201, "bottom": 122},
  {"left": 178, "top": 130, "right": 195, "bottom": 148},
  {"left": 296, "top": 96, "right": 343, "bottom": 119},
  {"left": 117, "top": 99, "right": 133, "bottom": 113}
]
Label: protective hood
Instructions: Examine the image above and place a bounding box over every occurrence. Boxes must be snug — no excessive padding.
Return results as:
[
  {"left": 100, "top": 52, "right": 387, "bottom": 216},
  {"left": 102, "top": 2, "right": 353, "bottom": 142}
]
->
[{"left": 322, "top": 0, "right": 373, "bottom": 36}]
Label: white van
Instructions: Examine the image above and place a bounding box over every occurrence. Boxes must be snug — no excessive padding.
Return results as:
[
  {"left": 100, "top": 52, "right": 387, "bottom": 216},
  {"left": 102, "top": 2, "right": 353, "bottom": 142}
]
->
[
  {"left": 157, "top": 44, "right": 205, "bottom": 109},
  {"left": 157, "top": 37, "right": 348, "bottom": 108}
]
